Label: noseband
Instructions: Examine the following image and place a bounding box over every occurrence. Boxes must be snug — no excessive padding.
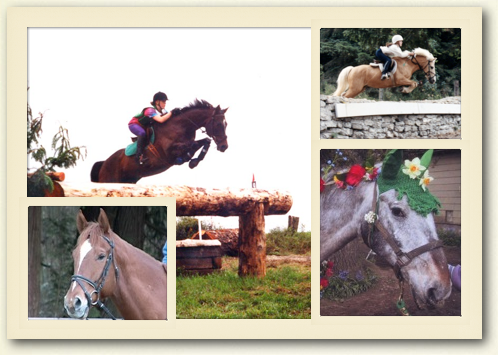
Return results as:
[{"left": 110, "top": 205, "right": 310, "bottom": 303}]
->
[
  {"left": 205, "top": 113, "right": 227, "bottom": 146},
  {"left": 363, "top": 182, "right": 443, "bottom": 281},
  {"left": 70, "top": 235, "right": 119, "bottom": 319},
  {"left": 411, "top": 56, "right": 436, "bottom": 82}
]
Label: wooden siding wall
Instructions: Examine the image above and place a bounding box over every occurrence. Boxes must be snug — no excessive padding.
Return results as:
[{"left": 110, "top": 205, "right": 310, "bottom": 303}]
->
[{"left": 428, "top": 151, "right": 461, "bottom": 229}]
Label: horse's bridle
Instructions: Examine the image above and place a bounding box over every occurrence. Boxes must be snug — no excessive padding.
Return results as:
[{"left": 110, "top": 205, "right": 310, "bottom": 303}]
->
[
  {"left": 363, "top": 182, "right": 444, "bottom": 281},
  {"left": 205, "top": 113, "right": 228, "bottom": 146},
  {"left": 70, "top": 235, "right": 119, "bottom": 319},
  {"left": 411, "top": 55, "right": 436, "bottom": 83}
]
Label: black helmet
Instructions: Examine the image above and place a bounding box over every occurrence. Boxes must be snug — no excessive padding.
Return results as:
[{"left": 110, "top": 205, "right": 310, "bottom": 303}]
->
[{"left": 152, "top": 92, "right": 168, "bottom": 102}]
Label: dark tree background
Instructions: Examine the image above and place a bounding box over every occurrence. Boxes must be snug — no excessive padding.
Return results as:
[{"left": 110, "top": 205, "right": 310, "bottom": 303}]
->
[
  {"left": 320, "top": 28, "right": 461, "bottom": 100},
  {"left": 27, "top": 206, "right": 167, "bottom": 318}
]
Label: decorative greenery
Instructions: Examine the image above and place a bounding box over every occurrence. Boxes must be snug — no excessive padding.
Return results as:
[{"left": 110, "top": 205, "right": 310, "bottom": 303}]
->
[
  {"left": 320, "top": 260, "right": 376, "bottom": 301},
  {"left": 27, "top": 87, "right": 86, "bottom": 195}
]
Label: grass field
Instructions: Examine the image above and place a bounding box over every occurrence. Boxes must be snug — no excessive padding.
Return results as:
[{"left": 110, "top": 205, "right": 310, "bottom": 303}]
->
[{"left": 176, "top": 228, "right": 311, "bottom": 319}]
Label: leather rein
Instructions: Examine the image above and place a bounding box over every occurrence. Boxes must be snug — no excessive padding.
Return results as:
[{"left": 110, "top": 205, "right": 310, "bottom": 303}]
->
[
  {"left": 363, "top": 182, "right": 444, "bottom": 281},
  {"left": 70, "top": 235, "right": 120, "bottom": 319},
  {"left": 410, "top": 55, "right": 436, "bottom": 83}
]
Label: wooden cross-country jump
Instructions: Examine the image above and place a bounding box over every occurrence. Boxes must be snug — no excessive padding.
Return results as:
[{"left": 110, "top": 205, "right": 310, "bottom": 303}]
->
[{"left": 62, "top": 184, "right": 293, "bottom": 277}]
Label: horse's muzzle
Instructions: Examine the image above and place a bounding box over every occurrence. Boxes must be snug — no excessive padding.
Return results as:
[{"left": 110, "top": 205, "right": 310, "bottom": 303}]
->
[
  {"left": 64, "top": 294, "right": 89, "bottom": 319},
  {"left": 218, "top": 144, "right": 228, "bottom": 152}
]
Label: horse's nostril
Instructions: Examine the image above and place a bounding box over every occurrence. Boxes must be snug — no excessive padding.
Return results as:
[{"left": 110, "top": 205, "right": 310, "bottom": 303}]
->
[{"left": 75, "top": 296, "right": 82, "bottom": 309}]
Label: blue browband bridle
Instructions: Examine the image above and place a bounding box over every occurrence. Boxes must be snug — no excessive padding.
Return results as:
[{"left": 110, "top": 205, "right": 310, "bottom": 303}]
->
[{"left": 70, "top": 235, "right": 120, "bottom": 320}]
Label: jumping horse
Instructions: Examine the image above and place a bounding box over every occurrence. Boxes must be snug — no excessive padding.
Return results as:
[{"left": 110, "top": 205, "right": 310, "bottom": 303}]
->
[
  {"left": 333, "top": 48, "right": 437, "bottom": 98},
  {"left": 91, "top": 99, "right": 229, "bottom": 183},
  {"left": 321, "top": 149, "right": 451, "bottom": 312},
  {"left": 64, "top": 209, "right": 167, "bottom": 320}
]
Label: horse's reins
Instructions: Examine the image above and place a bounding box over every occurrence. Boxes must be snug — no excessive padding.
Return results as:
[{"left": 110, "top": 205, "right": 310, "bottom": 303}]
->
[
  {"left": 184, "top": 113, "right": 227, "bottom": 145},
  {"left": 364, "top": 182, "right": 444, "bottom": 315},
  {"left": 411, "top": 55, "right": 436, "bottom": 82},
  {"left": 70, "top": 235, "right": 120, "bottom": 320}
]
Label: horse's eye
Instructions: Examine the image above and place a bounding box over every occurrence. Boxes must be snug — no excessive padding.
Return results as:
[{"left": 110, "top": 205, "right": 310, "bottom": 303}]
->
[
  {"left": 98, "top": 254, "right": 106, "bottom": 261},
  {"left": 391, "top": 207, "right": 405, "bottom": 218}
]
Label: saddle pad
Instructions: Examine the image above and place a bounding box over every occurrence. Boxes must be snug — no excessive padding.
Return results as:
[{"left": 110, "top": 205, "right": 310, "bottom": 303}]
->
[
  {"left": 125, "top": 128, "right": 155, "bottom": 157},
  {"left": 370, "top": 59, "right": 397, "bottom": 75}
]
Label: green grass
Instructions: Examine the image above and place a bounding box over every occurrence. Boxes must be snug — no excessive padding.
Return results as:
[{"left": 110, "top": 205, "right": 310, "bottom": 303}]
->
[
  {"left": 266, "top": 228, "right": 311, "bottom": 256},
  {"left": 176, "top": 257, "right": 311, "bottom": 319}
]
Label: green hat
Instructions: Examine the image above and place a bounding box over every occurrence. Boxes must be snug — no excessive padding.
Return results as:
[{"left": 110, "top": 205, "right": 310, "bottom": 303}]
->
[{"left": 377, "top": 149, "right": 441, "bottom": 216}]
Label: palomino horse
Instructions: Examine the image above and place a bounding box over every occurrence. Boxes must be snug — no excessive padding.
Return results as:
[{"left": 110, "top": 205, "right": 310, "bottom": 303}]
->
[
  {"left": 64, "top": 209, "right": 167, "bottom": 320},
  {"left": 333, "top": 48, "right": 437, "bottom": 98},
  {"left": 91, "top": 99, "right": 229, "bottom": 183},
  {"left": 321, "top": 150, "right": 451, "bottom": 310}
]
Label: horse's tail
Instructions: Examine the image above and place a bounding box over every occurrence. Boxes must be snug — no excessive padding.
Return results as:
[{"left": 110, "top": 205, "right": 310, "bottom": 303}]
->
[
  {"left": 332, "top": 66, "right": 354, "bottom": 96},
  {"left": 91, "top": 161, "right": 104, "bottom": 182}
]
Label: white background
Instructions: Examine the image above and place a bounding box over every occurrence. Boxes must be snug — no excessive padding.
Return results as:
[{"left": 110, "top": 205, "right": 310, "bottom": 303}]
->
[{"left": 28, "top": 28, "right": 311, "bottom": 231}]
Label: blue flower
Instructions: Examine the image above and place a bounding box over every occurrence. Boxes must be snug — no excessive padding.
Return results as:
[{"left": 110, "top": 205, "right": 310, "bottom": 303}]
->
[
  {"left": 338, "top": 270, "right": 349, "bottom": 280},
  {"left": 327, "top": 160, "right": 332, "bottom": 165},
  {"left": 346, "top": 185, "right": 354, "bottom": 191},
  {"left": 343, "top": 157, "right": 347, "bottom": 161},
  {"left": 331, "top": 163, "right": 335, "bottom": 167},
  {"left": 339, "top": 152, "right": 343, "bottom": 156},
  {"left": 355, "top": 270, "right": 364, "bottom": 281}
]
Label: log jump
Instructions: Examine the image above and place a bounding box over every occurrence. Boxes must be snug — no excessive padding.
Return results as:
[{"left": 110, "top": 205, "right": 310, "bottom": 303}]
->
[{"left": 62, "top": 184, "right": 293, "bottom": 277}]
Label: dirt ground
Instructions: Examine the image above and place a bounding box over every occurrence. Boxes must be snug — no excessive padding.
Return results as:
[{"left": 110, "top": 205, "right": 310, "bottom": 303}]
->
[{"left": 320, "top": 244, "right": 461, "bottom": 316}]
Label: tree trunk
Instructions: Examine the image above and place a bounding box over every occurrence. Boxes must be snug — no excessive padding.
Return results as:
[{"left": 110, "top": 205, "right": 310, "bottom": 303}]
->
[
  {"left": 238, "top": 203, "right": 266, "bottom": 277},
  {"left": 288, "top": 216, "right": 299, "bottom": 231},
  {"left": 28, "top": 206, "right": 42, "bottom": 317},
  {"left": 112, "top": 206, "right": 146, "bottom": 249},
  {"left": 61, "top": 185, "right": 293, "bottom": 217}
]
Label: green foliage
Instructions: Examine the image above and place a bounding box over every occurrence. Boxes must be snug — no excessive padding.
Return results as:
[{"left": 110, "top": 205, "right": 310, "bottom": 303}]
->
[
  {"left": 320, "top": 261, "right": 376, "bottom": 301},
  {"left": 266, "top": 227, "right": 311, "bottom": 256},
  {"left": 27, "top": 87, "right": 87, "bottom": 196},
  {"left": 175, "top": 217, "right": 222, "bottom": 240},
  {"left": 320, "top": 28, "right": 461, "bottom": 100},
  {"left": 438, "top": 228, "right": 461, "bottom": 247},
  {"left": 176, "top": 258, "right": 311, "bottom": 319}
]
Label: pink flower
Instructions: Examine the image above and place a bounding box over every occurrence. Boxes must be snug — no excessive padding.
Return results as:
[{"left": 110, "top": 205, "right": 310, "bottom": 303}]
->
[{"left": 320, "top": 178, "right": 325, "bottom": 193}]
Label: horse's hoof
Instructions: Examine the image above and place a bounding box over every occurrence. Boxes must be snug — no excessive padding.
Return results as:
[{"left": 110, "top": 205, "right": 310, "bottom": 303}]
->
[{"left": 189, "top": 160, "right": 199, "bottom": 169}]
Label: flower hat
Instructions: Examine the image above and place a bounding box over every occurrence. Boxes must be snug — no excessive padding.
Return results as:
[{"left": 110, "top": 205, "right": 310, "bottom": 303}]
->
[{"left": 377, "top": 149, "right": 441, "bottom": 216}]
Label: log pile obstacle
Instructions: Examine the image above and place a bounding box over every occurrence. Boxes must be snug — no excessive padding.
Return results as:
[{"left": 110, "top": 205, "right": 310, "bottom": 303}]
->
[{"left": 62, "top": 183, "right": 293, "bottom": 277}]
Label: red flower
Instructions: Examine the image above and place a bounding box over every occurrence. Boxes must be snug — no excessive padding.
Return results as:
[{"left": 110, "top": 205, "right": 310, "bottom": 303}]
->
[
  {"left": 327, "top": 261, "right": 334, "bottom": 269},
  {"left": 345, "top": 165, "right": 366, "bottom": 186},
  {"left": 320, "top": 178, "right": 325, "bottom": 192},
  {"left": 325, "top": 268, "right": 333, "bottom": 277},
  {"left": 320, "top": 278, "right": 329, "bottom": 289}
]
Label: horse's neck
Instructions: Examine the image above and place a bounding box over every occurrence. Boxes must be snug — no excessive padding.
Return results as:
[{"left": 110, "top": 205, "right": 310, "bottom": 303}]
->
[
  {"left": 320, "top": 183, "right": 375, "bottom": 260},
  {"left": 156, "top": 108, "right": 212, "bottom": 138},
  {"left": 109, "top": 237, "right": 166, "bottom": 319}
]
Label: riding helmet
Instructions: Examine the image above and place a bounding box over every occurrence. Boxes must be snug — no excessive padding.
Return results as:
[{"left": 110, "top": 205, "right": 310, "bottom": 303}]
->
[
  {"left": 392, "top": 35, "right": 403, "bottom": 44},
  {"left": 153, "top": 92, "right": 168, "bottom": 103}
]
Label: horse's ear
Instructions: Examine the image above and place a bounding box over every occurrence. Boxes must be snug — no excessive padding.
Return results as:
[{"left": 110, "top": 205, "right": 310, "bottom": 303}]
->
[
  {"left": 98, "top": 208, "right": 110, "bottom": 234},
  {"left": 223, "top": 107, "right": 229, "bottom": 113},
  {"left": 420, "top": 149, "right": 434, "bottom": 168},
  {"left": 381, "top": 149, "right": 403, "bottom": 180},
  {"left": 214, "top": 105, "right": 221, "bottom": 113},
  {"left": 77, "top": 210, "right": 88, "bottom": 234}
]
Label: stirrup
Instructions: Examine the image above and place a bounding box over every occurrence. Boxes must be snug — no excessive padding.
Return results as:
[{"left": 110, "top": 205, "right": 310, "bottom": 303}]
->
[{"left": 139, "top": 154, "right": 148, "bottom": 165}]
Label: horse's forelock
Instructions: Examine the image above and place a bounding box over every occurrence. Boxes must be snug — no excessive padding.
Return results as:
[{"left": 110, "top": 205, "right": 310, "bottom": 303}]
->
[
  {"left": 76, "top": 222, "right": 108, "bottom": 249},
  {"left": 413, "top": 48, "right": 435, "bottom": 61}
]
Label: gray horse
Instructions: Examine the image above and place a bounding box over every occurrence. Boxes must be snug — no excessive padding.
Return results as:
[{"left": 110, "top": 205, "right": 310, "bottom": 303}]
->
[{"left": 321, "top": 150, "right": 452, "bottom": 310}]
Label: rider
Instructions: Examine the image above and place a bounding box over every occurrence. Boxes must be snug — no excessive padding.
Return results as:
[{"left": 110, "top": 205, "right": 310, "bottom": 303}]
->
[
  {"left": 375, "top": 34, "right": 414, "bottom": 80},
  {"left": 128, "top": 92, "right": 174, "bottom": 165}
]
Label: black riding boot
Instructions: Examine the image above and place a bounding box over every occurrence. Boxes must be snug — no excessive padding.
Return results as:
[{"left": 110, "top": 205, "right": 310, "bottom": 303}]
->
[{"left": 136, "top": 135, "right": 148, "bottom": 165}]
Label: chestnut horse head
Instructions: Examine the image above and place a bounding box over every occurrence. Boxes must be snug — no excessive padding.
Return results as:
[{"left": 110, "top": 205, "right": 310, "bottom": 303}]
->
[
  {"left": 91, "top": 99, "right": 229, "bottom": 183},
  {"left": 332, "top": 47, "right": 437, "bottom": 98},
  {"left": 64, "top": 209, "right": 167, "bottom": 320}
]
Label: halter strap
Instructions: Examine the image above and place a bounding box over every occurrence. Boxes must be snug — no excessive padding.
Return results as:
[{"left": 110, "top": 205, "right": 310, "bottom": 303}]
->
[
  {"left": 411, "top": 55, "right": 435, "bottom": 82},
  {"left": 365, "top": 182, "right": 443, "bottom": 281}
]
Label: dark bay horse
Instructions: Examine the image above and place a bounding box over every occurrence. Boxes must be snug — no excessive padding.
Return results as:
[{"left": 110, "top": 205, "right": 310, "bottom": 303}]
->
[
  {"left": 321, "top": 150, "right": 451, "bottom": 310},
  {"left": 64, "top": 209, "right": 167, "bottom": 320},
  {"left": 91, "top": 99, "right": 229, "bottom": 183},
  {"left": 333, "top": 48, "right": 437, "bottom": 98}
]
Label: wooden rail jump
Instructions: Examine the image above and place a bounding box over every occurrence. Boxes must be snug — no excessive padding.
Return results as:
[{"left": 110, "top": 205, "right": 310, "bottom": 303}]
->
[{"left": 62, "top": 184, "right": 293, "bottom": 277}]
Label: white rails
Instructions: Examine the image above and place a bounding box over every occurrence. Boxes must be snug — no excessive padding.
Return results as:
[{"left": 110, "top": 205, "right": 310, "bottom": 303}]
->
[{"left": 335, "top": 102, "right": 461, "bottom": 118}]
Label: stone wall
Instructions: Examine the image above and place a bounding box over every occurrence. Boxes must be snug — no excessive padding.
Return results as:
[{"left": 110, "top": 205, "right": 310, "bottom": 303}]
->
[{"left": 320, "top": 96, "right": 461, "bottom": 139}]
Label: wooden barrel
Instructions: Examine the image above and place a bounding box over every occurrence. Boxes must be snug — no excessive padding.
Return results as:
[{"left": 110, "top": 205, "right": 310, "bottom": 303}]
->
[{"left": 176, "top": 239, "right": 222, "bottom": 275}]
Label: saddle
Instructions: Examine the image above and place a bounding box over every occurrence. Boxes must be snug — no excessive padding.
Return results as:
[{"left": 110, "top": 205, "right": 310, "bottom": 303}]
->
[
  {"left": 370, "top": 59, "right": 398, "bottom": 76},
  {"left": 125, "top": 127, "right": 155, "bottom": 157}
]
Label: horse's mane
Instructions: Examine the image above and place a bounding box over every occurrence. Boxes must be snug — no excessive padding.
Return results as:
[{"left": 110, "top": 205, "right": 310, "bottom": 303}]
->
[
  {"left": 413, "top": 48, "right": 435, "bottom": 60},
  {"left": 175, "top": 99, "right": 213, "bottom": 116}
]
